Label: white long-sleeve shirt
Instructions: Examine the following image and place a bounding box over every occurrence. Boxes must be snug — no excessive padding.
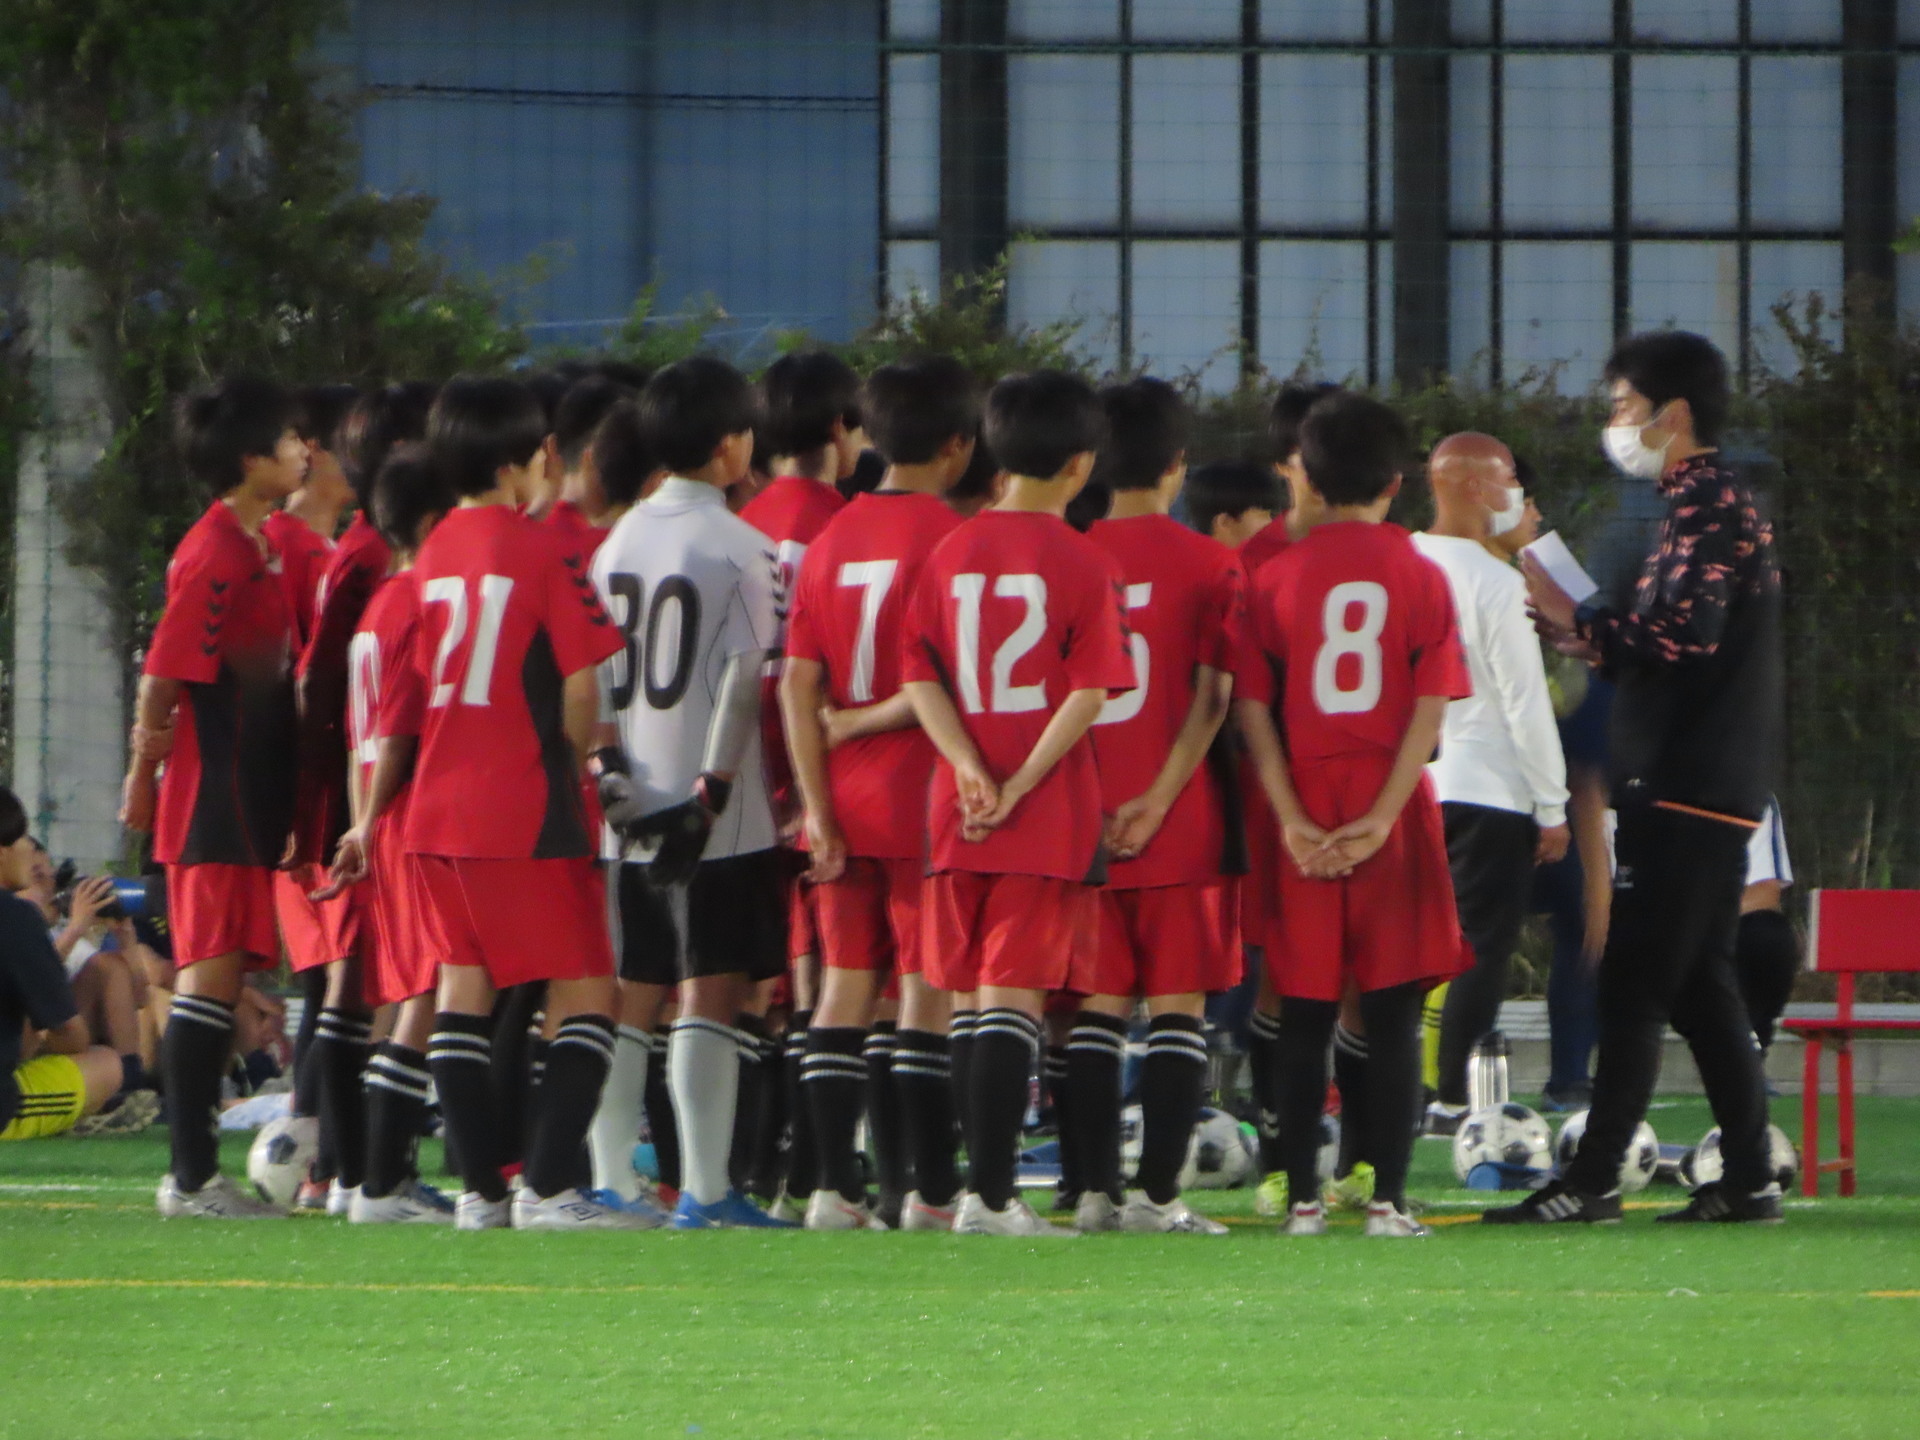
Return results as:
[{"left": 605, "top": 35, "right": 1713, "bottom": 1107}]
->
[{"left": 1411, "top": 533, "right": 1568, "bottom": 828}]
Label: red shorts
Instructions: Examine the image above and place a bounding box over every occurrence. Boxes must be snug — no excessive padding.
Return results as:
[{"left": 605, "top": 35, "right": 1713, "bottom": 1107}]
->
[
  {"left": 787, "top": 871, "right": 818, "bottom": 965},
  {"left": 274, "top": 866, "right": 363, "bottom": 974},
  {"left": 365, "top": 818, "right": 446, "bottom": 1006},
  {"left": 815, "top": 857, "right": 925, "bottom": 977},
  {"left": 166, "top": 863, "right": 277, "bottom": 968},
  {"left": 923, "top": 871, "right": 1096, "bottom": 995},
  {"left": 1072, "top": 881, "right": 1242, "bottom": 998},
  {"left": 414, "top": 855, "right": 614, "bottom": 988},
  {"left": 1266, "top": 759, "right": 1467, "bottom": 1002}
]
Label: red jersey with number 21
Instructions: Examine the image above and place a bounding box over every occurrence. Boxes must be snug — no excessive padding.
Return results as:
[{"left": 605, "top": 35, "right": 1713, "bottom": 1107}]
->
[
  {"left": 1242, "top": 520, "right": 1470, "bottom": 765},
  {"left": 902, "top": 509, "right": 1134, "bottom": 882},
  {"left": 404, "top": 505, "right": 623, "bottom": 860}
]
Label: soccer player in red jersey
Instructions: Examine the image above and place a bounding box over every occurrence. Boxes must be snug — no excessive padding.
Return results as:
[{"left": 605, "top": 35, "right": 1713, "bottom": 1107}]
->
[
  {"left": 1073, "top": 378, "right": 1243, "bottom": 1236},
  {"left": 902, "top": 370, "right": 1134, "bottom": 1238},
  {"left": 545, "top": 373, "right": 644, "bottom": 557},
  {"left": 781, "top": 356, "right": 978, "bottom": 1232},
  {"left": 408, "top": 376, "right": 644, "bottom": 1231},
  {"left": 1235, "top": 391, "right": 1472, "bottom": 1239},
  {"left": 119, "top": 378, "right": 305, "bottom": 1218},
  {"left": 263, "top": 384, "right": 357, "bottom": 648}
]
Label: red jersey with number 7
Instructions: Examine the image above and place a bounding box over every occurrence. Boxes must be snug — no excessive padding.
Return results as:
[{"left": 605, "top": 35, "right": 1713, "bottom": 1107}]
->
[
  {"left": 1241, "top": 520, "right": 1470, "bottom": 765},
  {"left": 786, "top": 490, "right": 961, "bottom": 860},
  {"left": 901, "top": 509, "right": 1135, "bottom": 881},
  {"left": 403, "top": 504, "right": 623, "bottom": 859}
]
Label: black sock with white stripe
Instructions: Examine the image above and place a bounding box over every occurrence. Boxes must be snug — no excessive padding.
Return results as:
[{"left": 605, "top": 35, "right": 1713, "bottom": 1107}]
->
[
  {"left": 1136, "top": 1014, "right": 1209, "bottom": 1205},
  {"left": 728, "top": 1014, "right": 769, "bottom": 1195},
  {"left": 748, "top": 1026, "right": 787, "bottom": 1201},
  {"left": 1045, "top": 1042, "right": 1078, "bottom": 1198},
  {"left": 783, "top": 1011, "right": 817, "bottom": 1201},
  {"left": 866, "top": 1021, "right": 907, "bottom": 1206},
  {"left": 314, "top": 1007, "right": 373, "bottom": 1191},
  {"left": 430, "top": 1012, "right": 507, "bottom": 1202},
  {"left": 1246, "top": 1007, "right": 1284, "bottom": 1175},
  {"left": 893, "top": 1028, "right": 960, "bottom": 1208},
  {"left": 1332, "top": 1022, "right": 1371, "bottom": 1178},
  {"left": 968, "top": 1008, "right": 1040, "bottom": 1212},
  {"left": 362, "top": 1042, "right": 432, "bottom": 1199},
  {"left": 162, "top": 994, "right": 235, "bottom": 1192},
  {"left": 646, "top": 1027, "right": 682, "bottom": 1192},
  {"left": 948, "top": 1010, "right": 978, "bottom": 1164},
  {"left": 1066, "top": 1014, "right": 1128, "bottom": 1205},
  {"left": 526, "top": 1014, "right": 616, "bottom": 1199},
  {"left": 803, "top": 1026, "right": 868, "bottom": 1202}
]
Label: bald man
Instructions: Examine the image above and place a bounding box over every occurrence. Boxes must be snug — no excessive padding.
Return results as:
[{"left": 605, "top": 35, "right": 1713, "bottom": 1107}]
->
[{"left": 1411, "top": 434, "right": 1570, "bottom": 1128}]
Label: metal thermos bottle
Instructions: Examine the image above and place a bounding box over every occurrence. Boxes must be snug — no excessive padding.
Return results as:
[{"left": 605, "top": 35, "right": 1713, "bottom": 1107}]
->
[{"left": 1467, "top": 1032, "right": 1511, "bottom": 1112}]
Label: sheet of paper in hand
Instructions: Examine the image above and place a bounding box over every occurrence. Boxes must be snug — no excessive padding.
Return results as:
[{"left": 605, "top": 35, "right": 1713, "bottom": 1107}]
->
[{"left": 1521, "top": 532, "right": 1599, "bottom": 606}]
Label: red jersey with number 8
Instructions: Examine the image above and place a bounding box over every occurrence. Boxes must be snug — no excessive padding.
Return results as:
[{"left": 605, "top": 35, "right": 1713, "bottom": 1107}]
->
[
  {"left": 404, "top": 505, "right": 623, "bottom": 859},
  {"left": 902, "top": 509, "right": 1135, "bottom": 882}
]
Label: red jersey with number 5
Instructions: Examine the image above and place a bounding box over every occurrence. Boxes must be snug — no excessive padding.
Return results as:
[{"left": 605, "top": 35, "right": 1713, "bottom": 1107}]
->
[
  {"left": 1086, "top": 514, "right": 1244, "bottom": 889},
  {"left": 1241, "top": 520, "right": 1470, "bottom": 765},
  {"left": 902, "top": 509, "right": 1134, "bottom": 881},
  {"left": 404, "top": 504, "right": 623, "bottom": 859},
  {"left": 787, "top": 490, "right": 961, "bottom": 860}
]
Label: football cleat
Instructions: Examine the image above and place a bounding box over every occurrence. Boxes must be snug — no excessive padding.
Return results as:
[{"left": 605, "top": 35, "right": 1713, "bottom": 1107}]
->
[
  {"left": 1051, "top": 1187, "right": 1081, "bottom": 1214},
  {"left": 900, "top": 1190, "right": 961, "bottom": 1232},
  {"left": 1322, "top": 1161, "right": 1376, "bottom": 1212},
  {"left": 454, "top": 1191, "right": 513, "bottom": 1231},
  {"left": 581, "top": 1187, "right": 671, "bottom": 1227},
  {"left": 1284, "top": 1201, "right": 1328, "bottom": 1236},
  {"left": 326, "top": 1179, "right": 358, "bottom": 1218},
  {"left": 1252, "top": 1171, "right": 1290, "bottom": 1218},
  {"left": 953, "top": 1193, "right": 1074, "bottom": 1237},
  {"left": 1119, "top": 1194, "right": 1229, "bottom": 1235},
  {"left": 157, "top": 1173, "right": 280, "bottom": 1220},
  {"left": 1424, "top": 1102, "right": 1468, "bottom": 1137},
  {"left": 1653, "top": 1180, "right": 1784, "bottom": 1225},
  {"left": 1074, "top": 1190, "right": 1122, "bottom": 1234},
  {"left": 768, "top": 1190, "right": 809, "bottom": 1226},
  {"left": 513, "top": 1186, "right": 659, "bottom": 1231},
  {"left": 671, "top": 1189, "right": 801, "bottom": 1229},
  {"left": 350, "top": 1180, "right": 457, "bottom": 1225},
  {"left": 71, "top": 1089, "right": 162, "bottom": 1136},
  {"left": 1481, "top": 1177, "right": 1622, "bottom": 1225},
  {"left": 1363, "top": 1201, "right": 1429, "bottom": 1238},
  {"left": 294, "top": 1177, "right": 330, "bottom": 1212},
  {"left": 804, "top": 1189, "right": 887, "bottom": 1231}
]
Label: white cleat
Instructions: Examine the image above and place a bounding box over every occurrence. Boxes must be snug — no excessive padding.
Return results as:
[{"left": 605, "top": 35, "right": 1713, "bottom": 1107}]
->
[
  {"left": 803, "top": 1189, "right": 887, "bottom": 1231},
  {"left": 350, "top": 1179, "right": 457, "bottom": 1225},
  {"left": 326, "top": 1179, "right": 358, "bottom": 1218},
  {"left": 1119, "top": 1193, "right": 1230, "bottom": 1235},
  {"left": 768, "top": 1191, "right": 809, "bottom": 1226},
  {"left": 1285, "top": 1201, "right": 1329, "bottom": 1236},
  {"left": 953, "top": 1192, "right": 1075, "bottom": 1237},
  {"left": 156, "top": 1173, "right": 280, "bottom": 1219},
  {"left": 1363, "top": 1201, "right": 1429, "bottom": 1238},
  {"left": 1074, "top": 1190, "right": 1122, "bottom": 1234},
  {"left": 512, "top": 1185, "right": 658, "bottom": 1230},
  {"left": 900, "top": 1190, "right": 961, "bottom": 1232},
  {"left": 454, "top": 1191, "right": 513, "bottom": 1231}
]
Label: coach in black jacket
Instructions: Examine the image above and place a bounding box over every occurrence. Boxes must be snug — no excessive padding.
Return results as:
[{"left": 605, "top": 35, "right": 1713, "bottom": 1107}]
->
[{"left": 1491, "top": 331, "right": 1784, "bottom": 1226}]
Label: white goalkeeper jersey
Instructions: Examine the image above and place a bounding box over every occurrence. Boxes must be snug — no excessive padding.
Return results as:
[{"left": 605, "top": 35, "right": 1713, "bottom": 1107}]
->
[{"left": 591, "top": 477, "right": 781, "bottom": 861}]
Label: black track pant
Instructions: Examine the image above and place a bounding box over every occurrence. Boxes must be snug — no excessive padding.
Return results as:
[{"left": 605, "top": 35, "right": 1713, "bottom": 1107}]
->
[{"left": 1435, "top": 803, "right": 1540, "bottom": 1106}]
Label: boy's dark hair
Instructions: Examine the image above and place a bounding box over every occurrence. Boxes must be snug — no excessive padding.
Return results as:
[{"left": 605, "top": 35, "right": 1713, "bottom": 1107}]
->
[
  {"left": 1092, "top": 376, "right": 1189, "bottom": 492},
  {"left": 842, "top": 447, "right": 886, "bottom": 500},
  {"left": 176, "top": 376, "right": 296, "bottom": 494},
  {"left": 638, "top": 356, "right": 759, "bottom": 475},
  {"left": 522, "top": 369, "right": 571, "bottom": 430},
  {"left": 590, "top": 399, "right": 657, "bottom": 508},
  {"left": 0, "top": 786, "right": 25, "bottom": 848},
  {"left": 759, "top": 351, "right": 861, "bottom": 459},
  {"left": 1299, "top": 391, "right": 1410, "bottom": 507},
  {"left": 368, "top": 444, "right": 453, "bottom": 554},
  {"left": 554, "top": 375, "right": 635, "bottom": 472},
  {"left": 592, "top": 359, "right": 654, "bottom": 392},
  {"left": 984, "top": 371, "right": 1106, "bottom": 481},
  {"left": 1512, "top": 452, "right": 1538, "bottom": 492},
  {"left": 338, "top": 382, "right": 437, "bottom": 495},
  {"left": 1603, "top": 330, "right": 1730, "bottom": 445},
  {"left": 427, "top": 375, "right": 547, "bottom": 499},
  {"left": 1269, "top": 380, "right": 1341, "bottom": 464},
  {"left": 945, "top": 428, "right": 998, "bottom": 509},
  {"left": 861, "top": 355, "right": 980, "bottom": 466},
  {"left": 1185, "top": 459, "right": 1283, "bottom": 535},
  {"left": 294, "top": 384, "right": 361, "bottom": 453}
]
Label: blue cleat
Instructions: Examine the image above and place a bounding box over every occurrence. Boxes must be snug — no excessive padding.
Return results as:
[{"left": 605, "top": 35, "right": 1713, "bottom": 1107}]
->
[
  {"left": 583, "top": 1188, "right": 670, "bottom": 1229},
  {"left": 670, "top": 1188, "right": 801, "bottom": 1229}
]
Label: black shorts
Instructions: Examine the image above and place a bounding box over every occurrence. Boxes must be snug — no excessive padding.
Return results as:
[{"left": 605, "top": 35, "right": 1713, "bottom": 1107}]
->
[{"left": 613, "top": 852, "right": 788, "bottom": 986}]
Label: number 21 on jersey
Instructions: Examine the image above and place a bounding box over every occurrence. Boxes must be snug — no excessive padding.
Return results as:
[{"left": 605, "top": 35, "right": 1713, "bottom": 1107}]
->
[
  {"left": 424, "top": 575, "right": 513, "bottom": 708},
  {"left": 1312, "top": 581, "right": 1387, "bottom": 715}
]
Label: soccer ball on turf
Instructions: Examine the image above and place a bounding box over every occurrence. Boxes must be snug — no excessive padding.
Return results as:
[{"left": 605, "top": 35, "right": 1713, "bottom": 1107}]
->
[
  {"left": 1451, "top": 1103, "right": 1554, "bottom": 1183},
  {"left": 1179, "top": 1108, "right": 1257, "bottom": 1190},
  {"left": 1316, "top": 1113, "right": 1340, "bottom": 1183},
  {"left": 247, "top": 1115, "right": 318, "bottom": 1210},
  {"left": 1553, "top": 1109, "right": 1660, "bottom": 1193},
  {"left": 1680, "top": 1124, "right": 1799, "bottom": 1190}
]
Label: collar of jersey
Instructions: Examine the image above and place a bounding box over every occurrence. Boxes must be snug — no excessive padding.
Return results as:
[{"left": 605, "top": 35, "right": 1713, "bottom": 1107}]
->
[{"left": 650, "top": 476, "right": 727, "bottom": 509}]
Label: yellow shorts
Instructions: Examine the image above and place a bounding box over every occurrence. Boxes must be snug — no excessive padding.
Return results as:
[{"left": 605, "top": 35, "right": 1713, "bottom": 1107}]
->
[{"left": 1, "top": 1054, "right": 87, "bottom": 1140}]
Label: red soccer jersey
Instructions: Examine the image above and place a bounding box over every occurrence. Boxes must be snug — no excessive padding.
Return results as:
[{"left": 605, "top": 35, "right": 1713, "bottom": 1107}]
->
[
  {"left": 404, "top": 504, "right": 622, "bottom": 859},
  {"left": 1239, "top": 518, "right": 1292, "bottom": 582},
  {"left": 1087, "top": 514, "right": 1244, "bottom": 889},
  {"left": 902, "top": 509, "right": 1134, "bottom": 881},
  {"left": 262, "top": 510, "right": 333, "bottom": 648},
  {"left": 546, "top": 500, "right": 611, "bottom": 561},
  {"left": 347, "top": 575, "right": 427, "bottom": 806},
  {"left": 1241, "top": 520, "right": 1470, "bottom": 765},
  {"left": 787, "top": 490, "right": 962, "bottom": 859},
  {"left": 143, "top": 502, "right": 297, "bottom": 867}
]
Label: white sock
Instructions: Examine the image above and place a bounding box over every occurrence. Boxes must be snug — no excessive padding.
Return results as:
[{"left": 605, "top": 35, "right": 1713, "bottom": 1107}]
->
[
  {"left": 588, "top": 1025, "right": 654, "bottom": 1199},
  {"left": 669, "top": 1016, "right": 740, "bottom": 1207}
]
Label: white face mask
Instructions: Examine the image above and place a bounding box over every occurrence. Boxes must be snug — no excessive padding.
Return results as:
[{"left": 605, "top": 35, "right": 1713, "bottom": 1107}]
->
[
  {"left": 1486, "top": 483, "right": 1526, "bottom": 537},
  {"left": 1602, "top": 413, "right": 1669, "bottom": 480}
]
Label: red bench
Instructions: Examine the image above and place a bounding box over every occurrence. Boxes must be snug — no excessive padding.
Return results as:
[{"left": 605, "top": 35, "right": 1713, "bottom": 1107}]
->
[{"left": 1779, "top": 889, "right": 1920, "bottom": 1197}]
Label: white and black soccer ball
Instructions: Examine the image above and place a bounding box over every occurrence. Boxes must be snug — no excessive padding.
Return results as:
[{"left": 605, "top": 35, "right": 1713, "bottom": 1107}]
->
[
  {"left": 1316, "top": 1112, "right": 1340, "bottom": 1184},
  {"left": 1180, "top": 1107, "right": 1257, "bottom": 1190},
  {"left": 1553, "top": 1109, "right": 1660, "bottom": 1194},
  {"left": 1452, "top": 1103, "right": 1554, "bottom": 1183},
  {"left": 1680, "top": 1124, "right": 1799, "bottom": 1191},
  {"left": 247, "top": 1114, "right": 318, "bottom": 1210},
  {"left": 1120, "top": 1103, "right": 1145, "bottom": 1179}
]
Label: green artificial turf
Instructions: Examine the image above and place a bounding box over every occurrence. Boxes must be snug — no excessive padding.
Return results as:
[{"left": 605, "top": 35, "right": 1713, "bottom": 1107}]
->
[{"left": 4, "top": 1097, "right": 1918, "bottom": 1439}]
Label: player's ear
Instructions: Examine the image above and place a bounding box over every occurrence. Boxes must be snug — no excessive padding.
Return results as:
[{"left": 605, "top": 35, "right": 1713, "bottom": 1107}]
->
[{"left": 1384, "top": 473, "right": 1403, "bottom": 503}]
